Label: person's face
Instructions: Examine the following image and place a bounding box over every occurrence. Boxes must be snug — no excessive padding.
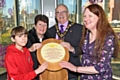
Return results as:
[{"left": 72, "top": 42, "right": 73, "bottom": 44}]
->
[
  {"left": 34, "top": 20, "right": 47, "bottom": 36},
  {"left": 83, "top": 8, "right": 99, "bottom": 31},
  {"left": 55, "top": 5, "right": 69, "bottom": 24},
  {"left": 11, "top": 34, "right": 28, "bottom": 49}
]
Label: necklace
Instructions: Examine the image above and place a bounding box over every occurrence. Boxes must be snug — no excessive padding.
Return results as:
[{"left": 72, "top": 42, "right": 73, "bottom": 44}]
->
[{"left": 55, "top": 22, "right": 74, "bottom": 39}]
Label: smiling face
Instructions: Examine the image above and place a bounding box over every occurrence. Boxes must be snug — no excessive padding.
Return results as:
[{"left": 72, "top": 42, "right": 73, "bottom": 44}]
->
[
  {"left": 34, "top": 20, "right": 47, "bottom": 37},
  {"left": 83, "top": 8, "right": 99, "bottom": 31},
  {"left": 55, "top": 5, "right": 69, "bottom": 24}
]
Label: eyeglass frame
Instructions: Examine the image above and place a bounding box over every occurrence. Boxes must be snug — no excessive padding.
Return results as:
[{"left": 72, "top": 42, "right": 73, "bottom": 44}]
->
[
  {"left": 89, "top": 0, "right": 103, "bottom": 3},
  {"left": 55, "top": 10, "right": 68, "bottom": 15}
]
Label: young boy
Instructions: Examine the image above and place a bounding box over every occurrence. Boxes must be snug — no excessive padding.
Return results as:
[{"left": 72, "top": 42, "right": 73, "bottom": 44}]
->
[{"left": 4, "top": 26, "right": 48, "bottom": 80}]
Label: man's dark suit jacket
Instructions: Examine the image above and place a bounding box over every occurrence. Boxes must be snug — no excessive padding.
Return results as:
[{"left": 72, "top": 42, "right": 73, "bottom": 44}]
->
[{"left": 47, "top": 21, "right": 83, "bottom": 79}]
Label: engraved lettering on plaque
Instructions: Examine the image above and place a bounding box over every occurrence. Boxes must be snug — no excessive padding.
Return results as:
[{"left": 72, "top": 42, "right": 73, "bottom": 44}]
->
[{"left": 41, "top": 43, "right": 65, "bottom": 63}]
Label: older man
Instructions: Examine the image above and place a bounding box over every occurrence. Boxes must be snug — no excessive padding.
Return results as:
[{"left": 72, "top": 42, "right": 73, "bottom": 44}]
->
[{"left": 47, "top": 4, "right": 83, "bottom": 80}]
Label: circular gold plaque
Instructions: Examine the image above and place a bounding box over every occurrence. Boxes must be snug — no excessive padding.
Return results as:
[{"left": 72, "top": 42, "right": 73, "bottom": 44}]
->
[
  {"left": 37, "top": 38, "right": 69, "bottom": 71},
  {"left": 41, "top": 42, "right": 65, "bottom": 63}
]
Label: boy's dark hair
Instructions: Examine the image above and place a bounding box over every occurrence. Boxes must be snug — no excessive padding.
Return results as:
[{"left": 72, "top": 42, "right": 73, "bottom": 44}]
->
[
  {"left": 34, "top": 14, "right": 49, "bottom": 27},
  {"left": 11, "top": 26, "right": 28, "bottom": 39}
]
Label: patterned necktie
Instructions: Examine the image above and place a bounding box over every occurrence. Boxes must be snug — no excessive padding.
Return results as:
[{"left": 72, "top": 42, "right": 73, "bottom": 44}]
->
[{"left": 60, "top": 25, "right": 64, "bottom": 33}]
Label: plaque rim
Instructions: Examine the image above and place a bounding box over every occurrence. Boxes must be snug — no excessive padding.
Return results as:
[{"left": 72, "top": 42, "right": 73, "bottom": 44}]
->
[{"left": 37, "top": 38, "right": 69, "bottom": 71}]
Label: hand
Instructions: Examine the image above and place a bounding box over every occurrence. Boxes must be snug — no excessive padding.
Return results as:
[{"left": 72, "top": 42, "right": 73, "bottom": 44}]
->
[
  {"left": 35, "top": 62, "right": 48, "bottom": 74},
  {"left": 60, "top": 42, "right": 75, "bottom": 52},
  {"left": 28, "top": 43, "right": 42, "bottom": 52},
  {"left": 59, "top": 61, "right": 76, "bottom": 72}
]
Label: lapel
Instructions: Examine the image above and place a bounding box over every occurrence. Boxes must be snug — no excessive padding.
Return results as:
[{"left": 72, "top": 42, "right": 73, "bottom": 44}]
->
[{"left": 29, "top": 28, "right": 40, "bottom": 43}]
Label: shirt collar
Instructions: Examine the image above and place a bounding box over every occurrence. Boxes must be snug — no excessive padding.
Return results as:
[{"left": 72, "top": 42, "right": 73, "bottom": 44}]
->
[{"left": 58, "top": 21, "right": 68, "bottom": 29}]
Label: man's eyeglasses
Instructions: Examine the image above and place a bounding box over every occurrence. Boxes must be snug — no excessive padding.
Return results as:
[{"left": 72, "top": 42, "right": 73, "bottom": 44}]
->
[
  {"left": 89, "top": 0, "right": 103, "bottom": 3},
  {"left": 56, "top": 11, "right": 68, "bottom": 15}
]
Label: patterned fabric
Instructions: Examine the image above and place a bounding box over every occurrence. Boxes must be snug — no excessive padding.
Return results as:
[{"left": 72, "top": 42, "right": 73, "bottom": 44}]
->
[
  {"left": 81, "top": 32, "right": 114, "bottom": 80},
  {"left": 0, "top": 44, "right": 7, "bottom": 67}
]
